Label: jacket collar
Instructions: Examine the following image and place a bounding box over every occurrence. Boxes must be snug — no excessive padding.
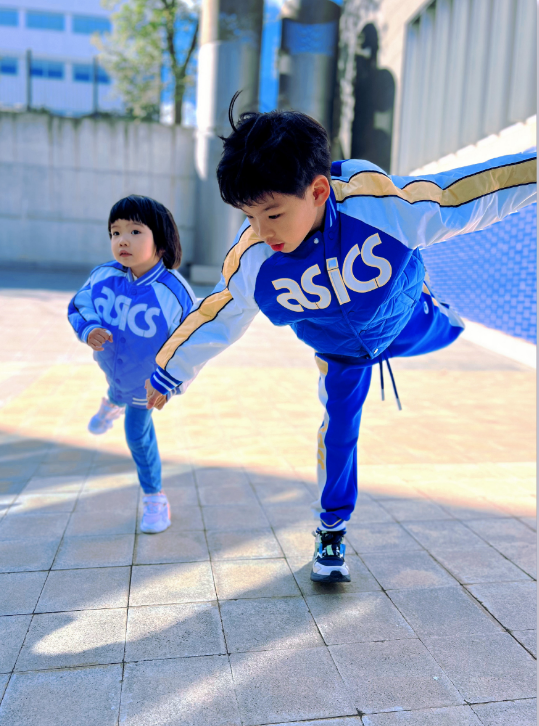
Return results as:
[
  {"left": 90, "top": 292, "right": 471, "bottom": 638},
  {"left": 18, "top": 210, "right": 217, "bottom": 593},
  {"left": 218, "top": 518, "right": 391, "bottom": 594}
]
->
[{"left": 127, "top": 259, "right": 165, "bottom": 286}]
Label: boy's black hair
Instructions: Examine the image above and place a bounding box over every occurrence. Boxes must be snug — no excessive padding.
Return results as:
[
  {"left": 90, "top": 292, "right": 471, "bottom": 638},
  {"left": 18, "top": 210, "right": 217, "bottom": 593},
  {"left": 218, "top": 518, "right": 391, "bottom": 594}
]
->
[
  {"left": 108, "top": 195, "right": 182, "bottom": 269},
  {"left": 217, "top": 92, "right": 332, "bottom": 208}
]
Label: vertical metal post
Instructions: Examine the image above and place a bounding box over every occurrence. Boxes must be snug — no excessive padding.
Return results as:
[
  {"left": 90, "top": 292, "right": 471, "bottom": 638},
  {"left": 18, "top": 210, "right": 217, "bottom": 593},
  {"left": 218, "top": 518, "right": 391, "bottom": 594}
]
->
[
  {"left": 26, "top": 49, "right": 32, "bottom": 111},
  {"left": 92, "top": 57, "right": 99, "bottom": 115}
]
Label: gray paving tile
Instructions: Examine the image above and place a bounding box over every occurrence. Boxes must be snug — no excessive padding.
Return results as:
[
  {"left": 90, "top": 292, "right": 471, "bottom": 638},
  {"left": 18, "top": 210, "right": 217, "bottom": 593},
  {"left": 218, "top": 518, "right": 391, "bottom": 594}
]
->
[
  {"left": 231, "top": 647, "right": 356, "bottom": 725},
  {"left": 0, "top": 572, "right": 47, "bottom": 615},
  {"left": 195, "top": 468, "right": 249, "bottom": 487},
  {"left": 352, "top": 499, "right": 396, "bottom": 523},
  {"left": 125, "top": 602, "right": 225, "bottom": 661},
  {"left": 362, "top": 705, "right": 482, "bottom": 725},
  {"left": 22, "top": 476, "right": 85, "bottom": 494},
  {"left": 0, "top": 538, "right": 60, "bottom": 572},
  {"left": 220, "top": 597, "right": 322, "bottom": 653},
  {"left": 519, "top": 516, "right": 537, "bottom": 531},
  {"left": 489, "top": 543, "right": 536, "bottom": 578},
  {"left": 262, "top": 504, "right": 315, "bottom": 528},
  {"left": 133, "top": 529, "right": 209, "bottom": 565},
  {"left": 161, "top": 486, "right": 199, "bottom": 508},
  {"left": 471, "top": 698, "right": 537, "bottom": 726},
  {"left": 288, "top": 556, "right": 381, "bottom": 596},
  {"left": 0, "top": 513, "right": 70, "bottom": 541},
  {"left": 512, "top": 630, "right": 537, "bottom": 657},
  {"left": 379, "top": 498, "right": 452, "bottom": 522},
  {"left": 120, "top": 656, "right": 241, "bottom": 726},
  {"left": 36, "top": 567, "right": 130, "bottom": 612},
  {"left": 198, "top": 484, "right": 257, "bottom": 505},
  {"left": 466, "top": 518, "right": 536, "bottom": 547},
  {"left": 0, "top": 615, "right": 31, "bottom": 673},
  {"left": 253, "top": 481, "right": 313, "bottom": 505},
  {"left": 0, "top": 675, "right": 8, "bottom": 701},
  {"left": 65, "top": 509, "right": 137, "bottom": 536},
  {"left": 75, "top": 487, "right": 139, "bottom": 512},
  {"left": 307, "top": 591, "right": 414, "bottom": 645},
  {"left": 436, "top": 502, "right": 507, "bottom": 520},
  {"left": 269, "top": 720, "right": 362, "bottom": 726},
  {"left": 388, "top": 586, "right": 502, "bottom": 638},
  {"left": 52, "top": 534, "right": 134, "bottom": 569},
  {"left": 129, "top": 562, "right": 216, "bottom": 605},
  {"left": 361, "top": 551, "right": 457, "bottom": 590},
  {"left": 435, "top": 548, "right": 532, "bottom": 584},
  {"left": 207, "top": 528, "right": 282, "bottom": 560},
  {"left": 10, "top": 494, "right": 77, "bottom": 514},
  {"left": 16, "top": 608, "right": 126, "bottom": 670},
  {"left": 345, "top": 523, "right": 424, "bottom": 554},
  {"left": 402, "top": 521, "right": 489, "bottom": 554},
  {"left": 274, "top": 526, "right": 319, "bottom": 558},
  {"left": 330, "top": 639, "right": 463, "bottom": 714},
  {"left": 201, "top": 504, "right": 269, "bottom": 532},
  {"left": 212, "top": 558, "right": 300, "bottom": 600},
  {"left": 467, "top": 582, "right": 537, "bottom": 630},
  {"left": 423, "top": 633, "right": 536, "bottom": 702},
  {"left": 0, "top": 665, "right": 122, "bottom": 726}
]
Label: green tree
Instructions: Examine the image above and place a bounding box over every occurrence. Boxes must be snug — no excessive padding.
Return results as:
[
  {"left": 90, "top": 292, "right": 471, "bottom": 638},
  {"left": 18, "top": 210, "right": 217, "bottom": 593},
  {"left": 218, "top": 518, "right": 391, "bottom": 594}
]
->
[{"left": 95, "top": 0, "right": 200, "bottom": 123}]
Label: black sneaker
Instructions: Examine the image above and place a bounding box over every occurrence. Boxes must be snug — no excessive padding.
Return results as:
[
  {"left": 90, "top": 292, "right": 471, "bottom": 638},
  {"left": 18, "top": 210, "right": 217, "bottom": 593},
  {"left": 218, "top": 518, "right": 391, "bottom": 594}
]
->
[{"left": 310, "top": 528, "right": 351, "bottom": 583}]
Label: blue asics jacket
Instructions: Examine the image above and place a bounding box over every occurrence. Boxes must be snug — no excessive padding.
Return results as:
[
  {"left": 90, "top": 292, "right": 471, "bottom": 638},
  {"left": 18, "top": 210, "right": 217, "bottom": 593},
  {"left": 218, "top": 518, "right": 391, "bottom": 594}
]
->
[
  {"left": 68, "top": 260, "right": 196, "bottom": 407},
  {"left": 150, "top": 151, "right": 536, "bottom": 395}
]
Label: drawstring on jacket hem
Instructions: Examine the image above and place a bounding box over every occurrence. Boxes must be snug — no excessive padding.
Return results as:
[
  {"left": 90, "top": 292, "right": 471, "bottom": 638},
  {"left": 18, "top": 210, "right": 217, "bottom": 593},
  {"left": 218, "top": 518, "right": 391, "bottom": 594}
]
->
[{"left": 379, "top": 358, "right": 402, "bottom": 411}]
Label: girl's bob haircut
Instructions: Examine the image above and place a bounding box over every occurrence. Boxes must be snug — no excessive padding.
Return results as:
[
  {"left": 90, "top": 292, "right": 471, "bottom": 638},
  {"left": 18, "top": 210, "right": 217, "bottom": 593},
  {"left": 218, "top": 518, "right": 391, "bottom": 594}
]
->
[{"left": 108, "top": 195, "right": 182, "bottom": 269}]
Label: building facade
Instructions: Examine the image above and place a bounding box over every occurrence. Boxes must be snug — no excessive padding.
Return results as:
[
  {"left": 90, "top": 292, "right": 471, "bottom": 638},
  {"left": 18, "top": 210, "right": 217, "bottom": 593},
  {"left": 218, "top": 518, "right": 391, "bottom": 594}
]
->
[{"left": 0, "top": 0, "right": 121, "bottom": 116}]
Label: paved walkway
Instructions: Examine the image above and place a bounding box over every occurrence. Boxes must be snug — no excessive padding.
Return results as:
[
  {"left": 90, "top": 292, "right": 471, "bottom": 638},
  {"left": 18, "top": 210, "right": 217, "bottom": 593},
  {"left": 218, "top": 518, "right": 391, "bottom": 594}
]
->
[{"left": 0, "top": 270, "right": 536, "bottom": 726}]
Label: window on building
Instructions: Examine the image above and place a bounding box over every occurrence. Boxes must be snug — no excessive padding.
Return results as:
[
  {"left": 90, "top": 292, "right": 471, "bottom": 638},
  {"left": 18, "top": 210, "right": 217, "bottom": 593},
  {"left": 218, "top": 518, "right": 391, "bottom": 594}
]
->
[
  {"left": 30, "top": 59, "right": 64, "bottom": 80},
  {"left": 0, "top": 57, "right": 18, "bottom": 75},
  {"left": 0, "top": 8, "right": 18, "bottom": 26},
  {"left": 398, "top": 0, "right": 537, "bottom": 174},
  {"left": 72, "top": 63, "right": 110, "bottom": 84},
  {"left": 26, "top": 11, "right": 64, "bottom": 31},
  {"left": 72, "top": 15, "right": 111, "bottom": 34}
]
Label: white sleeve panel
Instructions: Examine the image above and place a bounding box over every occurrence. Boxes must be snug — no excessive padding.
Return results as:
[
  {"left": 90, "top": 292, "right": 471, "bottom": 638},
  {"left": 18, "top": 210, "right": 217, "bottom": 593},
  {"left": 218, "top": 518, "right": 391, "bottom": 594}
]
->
[
  {"left": 155, "top": 226, "right": 274, "bottom": 385},
  {"left": 334, "top": 152, "right": 536, "bottom": 249}
]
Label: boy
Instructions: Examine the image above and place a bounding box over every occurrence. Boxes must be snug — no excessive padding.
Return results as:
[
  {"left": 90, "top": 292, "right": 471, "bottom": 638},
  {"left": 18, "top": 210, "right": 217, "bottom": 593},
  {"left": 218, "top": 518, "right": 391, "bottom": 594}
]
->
[{"left": 147, "top": 104, "right": 536, "bottom": 582}]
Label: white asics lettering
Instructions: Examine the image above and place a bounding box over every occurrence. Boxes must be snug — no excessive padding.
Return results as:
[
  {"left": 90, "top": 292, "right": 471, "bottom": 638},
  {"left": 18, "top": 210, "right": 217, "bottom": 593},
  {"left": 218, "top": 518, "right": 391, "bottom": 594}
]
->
[
  {"left": 94, "top": 286, "right": 161, "bottom": 337},
  {"left": 272, "top": 234, "right": 393, "bottom": 313}
]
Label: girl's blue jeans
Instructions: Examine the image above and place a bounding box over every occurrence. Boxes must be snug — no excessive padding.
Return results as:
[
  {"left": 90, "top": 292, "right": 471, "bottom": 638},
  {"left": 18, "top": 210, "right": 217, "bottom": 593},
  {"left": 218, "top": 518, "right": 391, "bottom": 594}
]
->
[{"left": 113, "top": 400, "right": 162, "bottom": 494}]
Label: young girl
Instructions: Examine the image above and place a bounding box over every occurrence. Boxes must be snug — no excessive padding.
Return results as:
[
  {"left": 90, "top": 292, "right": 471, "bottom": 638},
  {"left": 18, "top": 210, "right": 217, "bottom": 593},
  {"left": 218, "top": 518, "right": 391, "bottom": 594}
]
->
[{"left": 68, "top": 195, "right": 196, "bottom": 534}]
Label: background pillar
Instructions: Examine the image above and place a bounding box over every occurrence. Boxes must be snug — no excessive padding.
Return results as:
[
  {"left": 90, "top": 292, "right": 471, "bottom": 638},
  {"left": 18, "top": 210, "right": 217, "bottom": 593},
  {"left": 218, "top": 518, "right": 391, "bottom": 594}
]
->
[{"left": 192, "top": 0, "right": 264, "bottom": 285}]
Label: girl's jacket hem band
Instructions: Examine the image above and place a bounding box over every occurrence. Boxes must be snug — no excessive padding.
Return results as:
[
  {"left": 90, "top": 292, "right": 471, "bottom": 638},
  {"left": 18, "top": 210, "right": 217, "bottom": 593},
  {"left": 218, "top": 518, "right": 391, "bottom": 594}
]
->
[
  {"left": 147, "top": 151, "right": 537, "bottom": 395},
  {"left": 68, "top": 260, "right": 196, "bottom": 406}
]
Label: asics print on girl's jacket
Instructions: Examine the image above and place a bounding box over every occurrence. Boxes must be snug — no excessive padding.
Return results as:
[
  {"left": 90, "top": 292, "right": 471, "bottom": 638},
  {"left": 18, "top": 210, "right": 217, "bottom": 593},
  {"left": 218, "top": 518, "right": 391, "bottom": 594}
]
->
[
  {"left": 68, "top": 260, "right": 196, "bottom": 406},
  {"left": 150, "top": 151, "right": 537, "bottom": 395}
]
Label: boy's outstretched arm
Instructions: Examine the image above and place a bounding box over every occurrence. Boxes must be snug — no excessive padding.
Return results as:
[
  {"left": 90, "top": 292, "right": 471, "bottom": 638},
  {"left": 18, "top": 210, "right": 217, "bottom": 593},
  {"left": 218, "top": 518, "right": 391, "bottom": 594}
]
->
[
  {"left": 332, "top": 150, "right": 536, "bottom": 249},
  {"left": 147, "top": 221, "right": 272, "bottom": 407}
]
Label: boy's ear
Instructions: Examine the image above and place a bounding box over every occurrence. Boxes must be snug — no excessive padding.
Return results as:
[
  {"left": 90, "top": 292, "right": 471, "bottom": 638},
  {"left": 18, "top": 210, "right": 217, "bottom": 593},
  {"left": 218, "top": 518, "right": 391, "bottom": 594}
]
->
[{"left": 311, "top": 175, "right": 331, "bottom": 207}]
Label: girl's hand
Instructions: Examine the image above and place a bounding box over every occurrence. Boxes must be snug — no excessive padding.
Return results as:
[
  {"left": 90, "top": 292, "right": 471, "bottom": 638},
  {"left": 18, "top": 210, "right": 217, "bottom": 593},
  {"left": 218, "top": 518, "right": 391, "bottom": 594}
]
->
[
  {"left": 87, "top": 328, "right": 113, "bottom": 351},
  {"left": 145, "top": 379, "right": 167, "bottom": 410}
]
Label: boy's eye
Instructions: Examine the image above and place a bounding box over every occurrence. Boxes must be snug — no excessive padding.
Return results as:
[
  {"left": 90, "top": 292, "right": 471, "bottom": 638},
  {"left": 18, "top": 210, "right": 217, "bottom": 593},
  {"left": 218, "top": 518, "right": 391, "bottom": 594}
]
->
[
  {"left": 269, "top": 214, "right": 281, "bottom": 220},
  {"left": 131, "top": 230, "right": 140, "bottom": 235}
]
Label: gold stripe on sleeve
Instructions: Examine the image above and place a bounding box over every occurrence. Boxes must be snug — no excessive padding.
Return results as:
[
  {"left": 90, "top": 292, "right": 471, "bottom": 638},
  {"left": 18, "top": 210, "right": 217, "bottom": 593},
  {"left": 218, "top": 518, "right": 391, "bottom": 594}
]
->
[
  {"left": 156, "top": 226, "right": 263, "bottom": 368},
  {"left": 332, "top": 158, "right": 536, "bottom": 207}
]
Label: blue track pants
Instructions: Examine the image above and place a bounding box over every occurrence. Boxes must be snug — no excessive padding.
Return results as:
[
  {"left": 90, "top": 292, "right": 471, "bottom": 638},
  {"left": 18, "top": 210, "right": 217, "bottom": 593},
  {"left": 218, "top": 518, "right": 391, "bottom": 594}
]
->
[{"left": 313, "top": 289, "right": 464, "bottom": 530}]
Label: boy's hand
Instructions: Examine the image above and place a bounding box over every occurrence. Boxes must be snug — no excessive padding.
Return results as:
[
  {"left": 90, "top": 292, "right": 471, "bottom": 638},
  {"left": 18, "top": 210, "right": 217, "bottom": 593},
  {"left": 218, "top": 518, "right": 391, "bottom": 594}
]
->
[
  {"left": 145, "top": 379, "right": 167, "bottom": 410},
  {"left": 87, "top": 328, "right": 113, "bottom": 351}
]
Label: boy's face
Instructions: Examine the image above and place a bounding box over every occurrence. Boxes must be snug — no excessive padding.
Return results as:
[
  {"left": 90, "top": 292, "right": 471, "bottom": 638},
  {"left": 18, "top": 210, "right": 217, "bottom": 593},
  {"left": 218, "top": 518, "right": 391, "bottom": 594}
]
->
[
  {"left": 241, "top": 175, "right": 330, "bottom": 253},
  {"left": 110, "top": 219, "right": 161, "bottom": 277}
]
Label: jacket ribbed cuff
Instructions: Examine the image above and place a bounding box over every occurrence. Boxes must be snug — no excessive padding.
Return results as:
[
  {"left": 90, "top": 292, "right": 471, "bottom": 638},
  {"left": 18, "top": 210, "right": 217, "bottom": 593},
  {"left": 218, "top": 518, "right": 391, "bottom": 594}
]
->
[
  {"left": 80, "top": 323, "right": 102, "bottom": 343},
  {"left": 150, "top": 367, "right": 182, "bottom": 395}
]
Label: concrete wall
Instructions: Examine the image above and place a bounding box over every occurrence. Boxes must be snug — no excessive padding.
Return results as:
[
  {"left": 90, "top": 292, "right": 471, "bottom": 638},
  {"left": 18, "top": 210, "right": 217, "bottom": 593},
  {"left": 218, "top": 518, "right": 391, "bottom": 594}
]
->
[{"left": 0, "top": 111, "right": 196, "bottom": 270}]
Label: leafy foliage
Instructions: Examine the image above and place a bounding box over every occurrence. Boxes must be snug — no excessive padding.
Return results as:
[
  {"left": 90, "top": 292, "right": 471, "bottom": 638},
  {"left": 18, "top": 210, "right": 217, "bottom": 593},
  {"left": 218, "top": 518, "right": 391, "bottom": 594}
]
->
[{"left": 95, "top": 0, "right": 199, "bottom": 123}]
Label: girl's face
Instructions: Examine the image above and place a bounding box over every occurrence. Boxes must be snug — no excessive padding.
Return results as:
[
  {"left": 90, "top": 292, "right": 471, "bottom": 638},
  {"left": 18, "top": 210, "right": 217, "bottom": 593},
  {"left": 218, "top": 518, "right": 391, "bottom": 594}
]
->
[{"left": 110, "top": 219, "right": 161, "bottom": 277}]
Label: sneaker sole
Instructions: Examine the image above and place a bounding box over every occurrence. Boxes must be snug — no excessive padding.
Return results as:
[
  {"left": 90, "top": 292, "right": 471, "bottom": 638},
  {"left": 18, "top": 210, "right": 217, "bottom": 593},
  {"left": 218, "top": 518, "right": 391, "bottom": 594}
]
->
[
  {"left": 310, "top": 570, "right": 351, "bottom": 583},
  {"left": 140, "top": 519, "right": 171, "bottom": 534}
]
